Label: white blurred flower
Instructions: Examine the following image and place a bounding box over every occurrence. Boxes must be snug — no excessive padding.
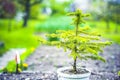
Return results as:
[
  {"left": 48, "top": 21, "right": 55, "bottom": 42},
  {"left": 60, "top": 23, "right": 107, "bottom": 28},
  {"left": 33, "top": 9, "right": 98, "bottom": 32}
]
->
[{"left": 15, "top": 51, "right": 20, "bottom": 64}]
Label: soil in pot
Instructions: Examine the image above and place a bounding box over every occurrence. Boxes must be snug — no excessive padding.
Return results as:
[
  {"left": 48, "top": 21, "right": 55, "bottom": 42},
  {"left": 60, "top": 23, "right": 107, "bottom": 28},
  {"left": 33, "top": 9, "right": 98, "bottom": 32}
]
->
[{"left": 62, "top": 68, "right": 89, "bottom": 74}]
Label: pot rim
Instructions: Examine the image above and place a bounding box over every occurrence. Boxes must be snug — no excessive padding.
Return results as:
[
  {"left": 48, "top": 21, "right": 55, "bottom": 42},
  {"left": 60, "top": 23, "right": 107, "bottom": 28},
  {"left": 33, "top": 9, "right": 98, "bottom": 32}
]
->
[{"left": 57, "top": 66, "right": 91, "bottom": 78}]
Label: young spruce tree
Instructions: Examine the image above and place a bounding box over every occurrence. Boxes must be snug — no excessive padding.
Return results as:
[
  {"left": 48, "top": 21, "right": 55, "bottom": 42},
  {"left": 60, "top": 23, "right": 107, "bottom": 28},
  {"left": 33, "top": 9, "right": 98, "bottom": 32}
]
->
[{"left": 40, "top": 9, "right": 112, "bottom": 73}]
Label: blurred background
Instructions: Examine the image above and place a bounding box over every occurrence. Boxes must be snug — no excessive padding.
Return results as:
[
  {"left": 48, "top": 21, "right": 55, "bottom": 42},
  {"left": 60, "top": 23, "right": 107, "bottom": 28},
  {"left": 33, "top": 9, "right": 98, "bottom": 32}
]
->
[{"left": 0, "top": 0, "right": 120, "bottom": 55}]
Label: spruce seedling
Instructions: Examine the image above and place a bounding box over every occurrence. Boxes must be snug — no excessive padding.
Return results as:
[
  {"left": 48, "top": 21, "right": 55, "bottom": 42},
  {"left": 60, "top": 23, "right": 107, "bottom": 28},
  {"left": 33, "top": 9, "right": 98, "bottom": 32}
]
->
[{"left": 40, "top": 9, "right": 112, "bottom": 73}]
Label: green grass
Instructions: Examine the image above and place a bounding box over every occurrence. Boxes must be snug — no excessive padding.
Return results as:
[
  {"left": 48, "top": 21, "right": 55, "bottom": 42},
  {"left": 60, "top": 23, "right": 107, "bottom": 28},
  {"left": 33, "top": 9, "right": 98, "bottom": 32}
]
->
[
  {"left": 35, "top": 16, "right": 74, "bottom": 33},
  {"left": 0, "top": 19, "right": 40, "bottom": 55},
  {"left": 0, "top": 29, "right": 39, "bottom": 48}
]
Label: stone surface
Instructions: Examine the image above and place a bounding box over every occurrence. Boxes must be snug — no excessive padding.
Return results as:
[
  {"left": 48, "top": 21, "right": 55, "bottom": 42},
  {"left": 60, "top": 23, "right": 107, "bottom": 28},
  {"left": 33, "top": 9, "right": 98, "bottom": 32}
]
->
[
  {"left": 0, "top": 72, "right": 119, "bottom": 80},
  {"left": 24, "top": 43, "right": 120, "bottom": 80},
  {"left": 0, "top": 43, "right": 120, "bottom": 80},
  {"left": 25, "top": 44, "right": 120, "bottom": 73}
]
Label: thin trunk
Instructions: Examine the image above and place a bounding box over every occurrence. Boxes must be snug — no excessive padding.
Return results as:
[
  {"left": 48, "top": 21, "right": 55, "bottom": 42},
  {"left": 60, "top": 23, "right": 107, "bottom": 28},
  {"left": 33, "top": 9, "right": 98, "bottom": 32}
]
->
[
  {"left": 23, "top": 0, "right": 30, "bottom": 27},
  {"left": 114, "top": 8, "right": 118, "bottom": 33},
  {"left": 73, "top": 58, "right": 77, "bottom": 72},
  {"left": 73, "top": 14, "right": 80, "bottom": 73}
]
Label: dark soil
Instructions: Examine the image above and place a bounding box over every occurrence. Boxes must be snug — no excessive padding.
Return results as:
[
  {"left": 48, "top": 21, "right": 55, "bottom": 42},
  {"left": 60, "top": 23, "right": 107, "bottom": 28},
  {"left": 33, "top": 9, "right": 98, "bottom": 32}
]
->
[{"left": 62, "top": 68, "right": 89, "bottom": 74}]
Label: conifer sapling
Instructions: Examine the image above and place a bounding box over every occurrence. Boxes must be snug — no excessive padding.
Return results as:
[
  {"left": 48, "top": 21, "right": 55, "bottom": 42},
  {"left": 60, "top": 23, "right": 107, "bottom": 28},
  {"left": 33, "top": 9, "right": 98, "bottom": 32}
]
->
[{"left": 39, "top": 9, "right": 112, "bottom": 73}]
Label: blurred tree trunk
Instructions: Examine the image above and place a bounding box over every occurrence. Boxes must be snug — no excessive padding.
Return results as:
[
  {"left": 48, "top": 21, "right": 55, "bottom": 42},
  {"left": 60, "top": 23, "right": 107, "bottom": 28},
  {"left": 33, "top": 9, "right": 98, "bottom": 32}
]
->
[
  {"left": 21, "top": 0, "right": 43, "bottom": 27},
  {"left": 114, "top": 6, "right": 119, "bottom": 33},
  {"left": 1, "top": 0, "right": 15, "bottom": 31},
  {"left": 23, "top": 0, "right": 30, "bottom": 27},
  {"left": 106, "top": 2, "right": 110, "bottom": 31}
]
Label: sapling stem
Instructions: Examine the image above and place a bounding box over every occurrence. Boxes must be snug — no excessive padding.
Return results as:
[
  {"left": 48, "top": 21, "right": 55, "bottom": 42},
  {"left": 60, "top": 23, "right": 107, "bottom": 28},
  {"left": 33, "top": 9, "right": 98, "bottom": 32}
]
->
[
  {"left": 73, "top": 58, "right": 77, "bottom": 73},
  {"left": 73, "top": 12, "right": 80, "bottom": 73}
]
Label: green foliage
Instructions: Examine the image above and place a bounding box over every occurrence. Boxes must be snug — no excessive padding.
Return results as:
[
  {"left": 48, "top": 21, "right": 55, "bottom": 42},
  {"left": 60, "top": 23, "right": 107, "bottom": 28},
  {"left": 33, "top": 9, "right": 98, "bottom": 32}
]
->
[
  {"left": 40, "top": 9, "right": 112, "bottom": 72},
  {"left": 20, "top": 47, "right": 35, "bottom": 61},
  {"left": 0, "top": 48, "right": 34, "bottom": 73},
  {"left": 118, "top": 71, "right": 120, "bottom": 76},
  {"left": 0, "top": 47, "right": 6, "bottom": 56},
  {"left": 30, "top": 4, "right": 41, "bottom": 19},
  {"left": 49, "top": 0, "right": 72, "bottom": 15},
  {"left": 47, "top": 32, "right": 59, "bottom": 41},
  {"left": 45, "top": 27, "right": 111, "bottom": 62}
]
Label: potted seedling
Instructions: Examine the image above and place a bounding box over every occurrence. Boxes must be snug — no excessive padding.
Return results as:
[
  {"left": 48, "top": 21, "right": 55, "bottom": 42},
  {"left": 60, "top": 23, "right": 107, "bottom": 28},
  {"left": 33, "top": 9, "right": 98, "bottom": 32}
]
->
[{"left": 40, "top": 9, "right": 112, "bottom": 80}]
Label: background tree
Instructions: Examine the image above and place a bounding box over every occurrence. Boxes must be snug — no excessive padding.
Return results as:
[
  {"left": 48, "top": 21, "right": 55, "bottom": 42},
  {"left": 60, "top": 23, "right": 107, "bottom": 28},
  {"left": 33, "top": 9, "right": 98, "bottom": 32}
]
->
[
  {"left": 41, "top": 0, "right": 72, "bottom": 16},
  {"left": 17, "top": 0, "right": 43, "bottom": 27},
  {"left": 108, "top": 0, "right": 120, "bottom": 33},
  {"left": 90, "top": 0, "right": 120, "bottom": 33},
  {"left": 0, "top": 0, "right": 16, "bottom": 31}
]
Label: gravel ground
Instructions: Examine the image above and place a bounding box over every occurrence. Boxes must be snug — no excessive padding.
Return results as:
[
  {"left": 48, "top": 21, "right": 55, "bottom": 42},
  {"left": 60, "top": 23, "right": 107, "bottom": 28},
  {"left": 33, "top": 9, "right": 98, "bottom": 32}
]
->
[
  {"left": 25, "top": 44, "right": 120, "bottom": 73},
  {"left": 0, "top": 72, "right": 58, "bottom": 80},
  {"left": 0, "top": 43, "right": 120, "bottom": 80},
  {"left": 25, "top": 43, "right": 120, "bottom": 80},
  {"left": 0, "top": 72, "right": 119, "bottom": 80}
]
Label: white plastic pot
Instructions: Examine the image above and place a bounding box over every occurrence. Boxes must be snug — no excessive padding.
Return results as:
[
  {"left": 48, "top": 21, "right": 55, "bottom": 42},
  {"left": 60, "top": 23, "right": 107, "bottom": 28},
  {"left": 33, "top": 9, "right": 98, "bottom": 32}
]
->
[{"left": 57, "top": 67, "right": 91, "bottom": 80}]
